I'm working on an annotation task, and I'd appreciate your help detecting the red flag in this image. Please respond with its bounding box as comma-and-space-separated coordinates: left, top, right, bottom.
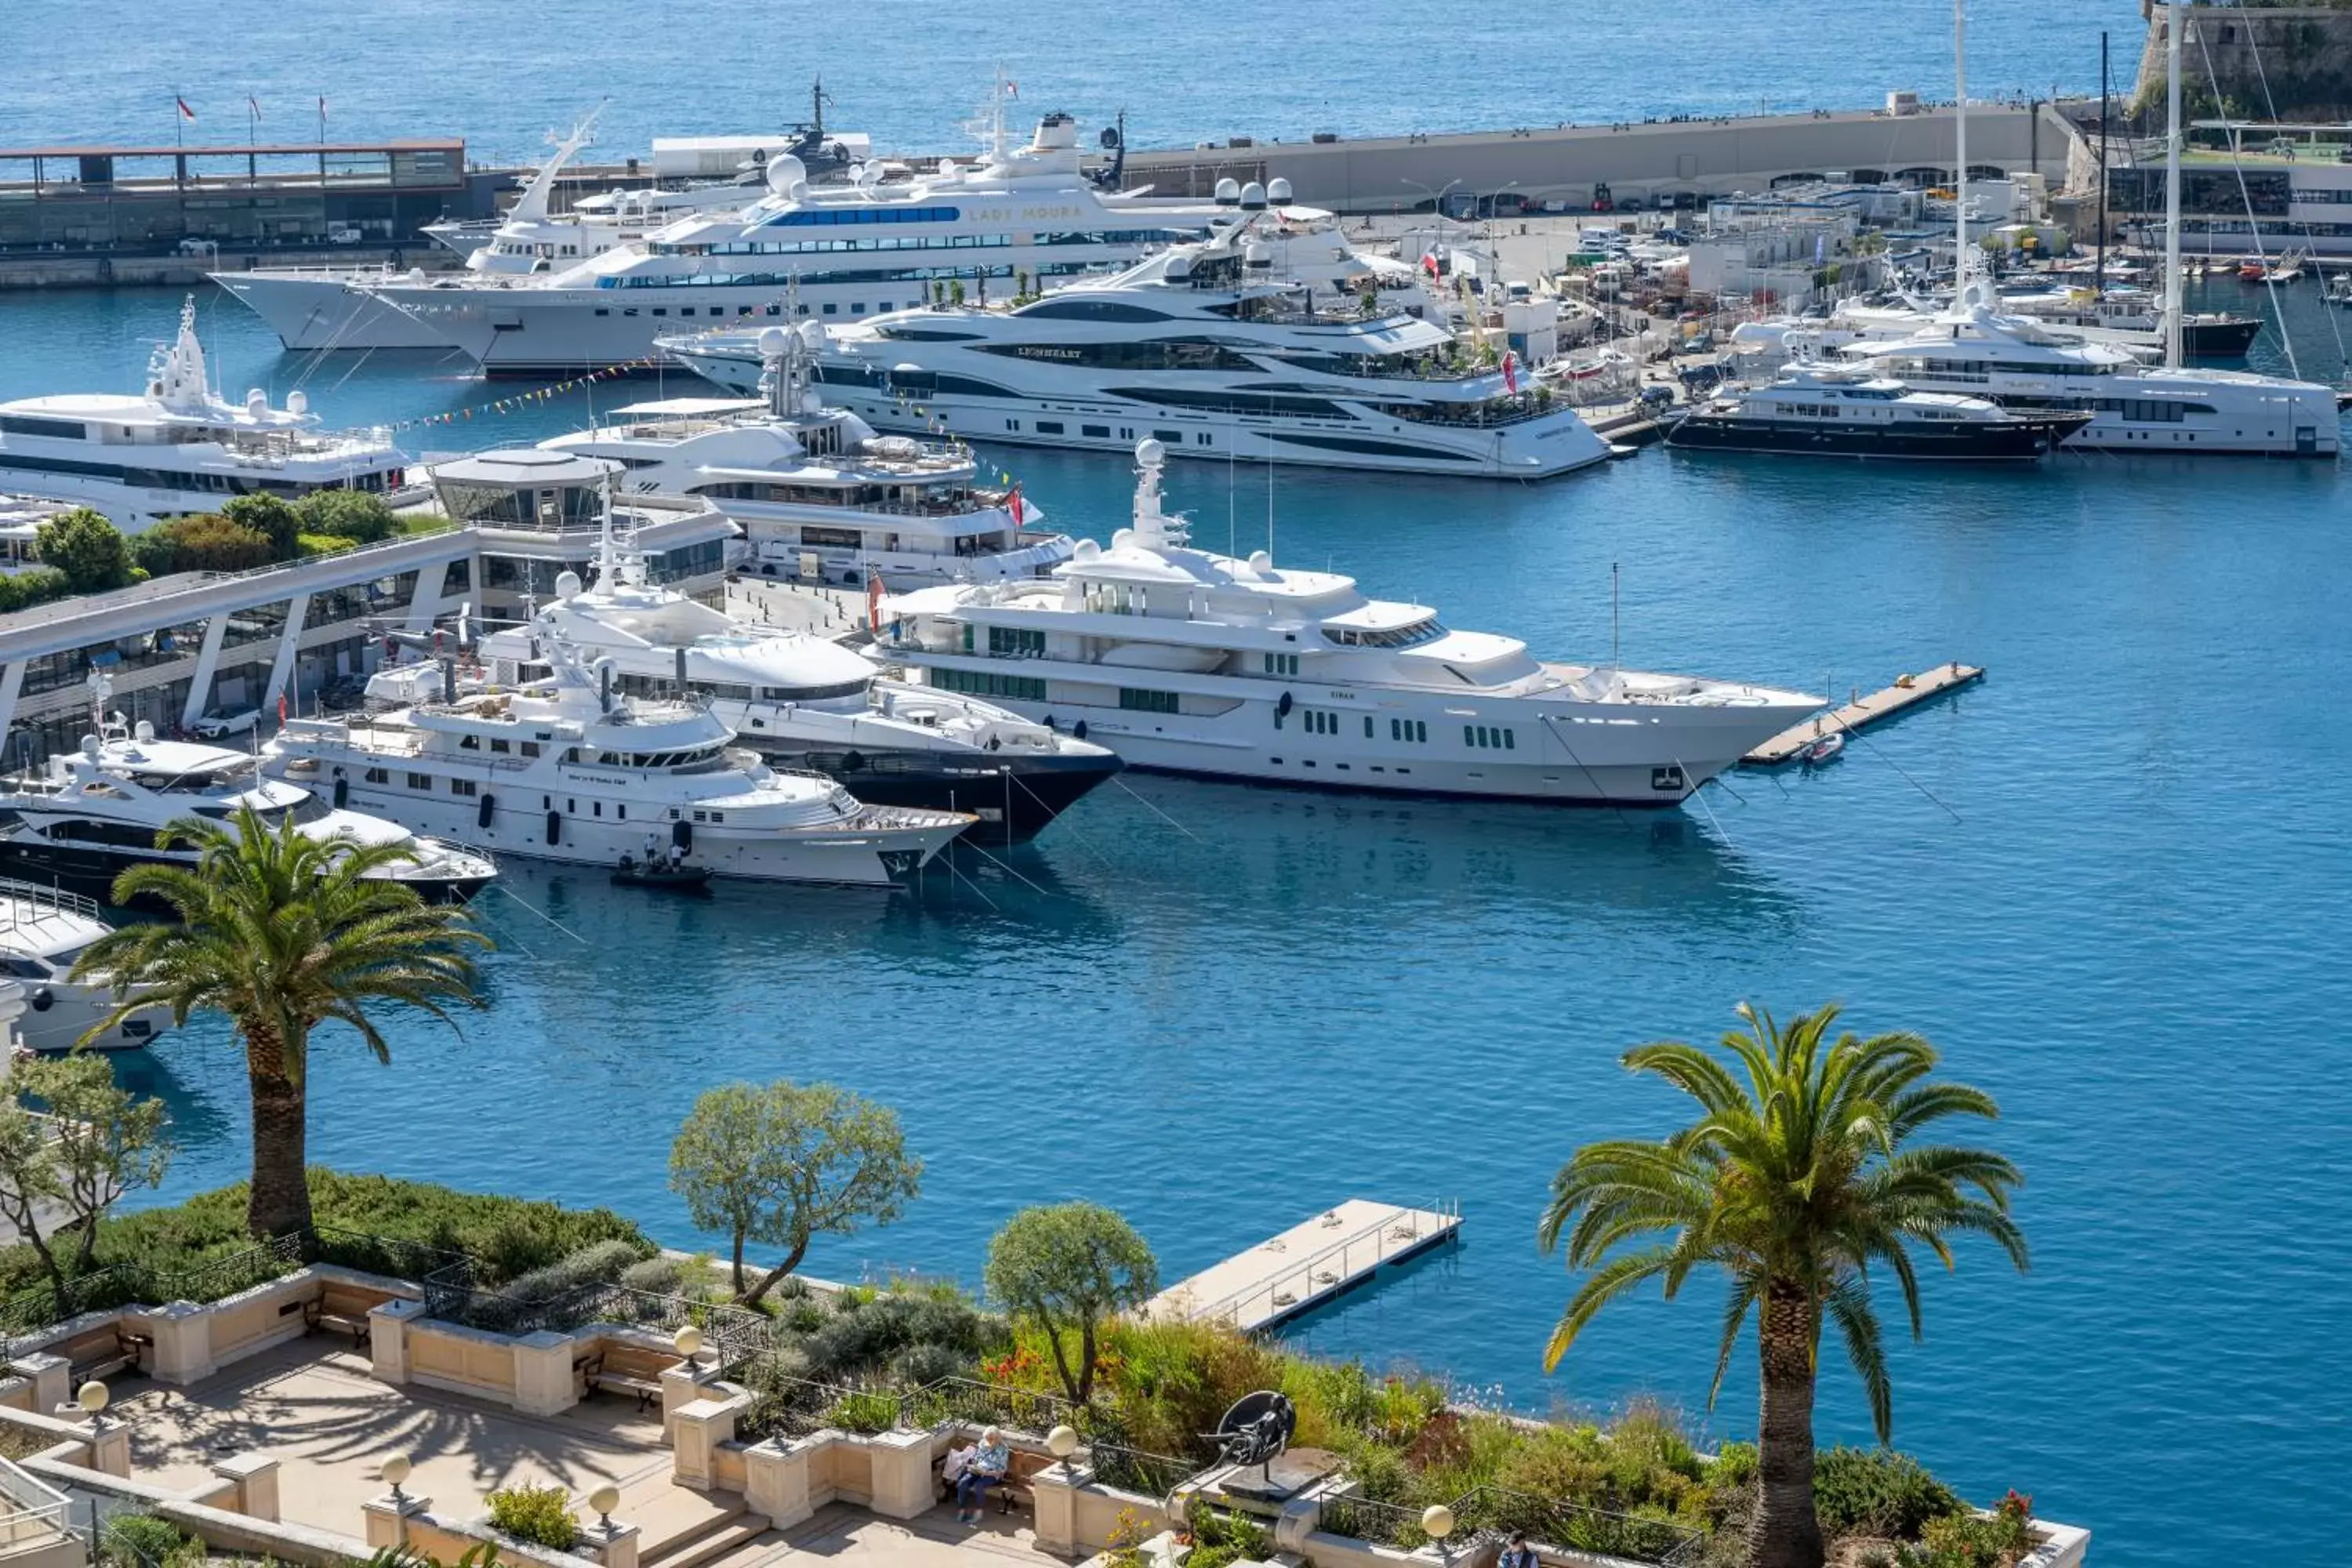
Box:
1421, 252, 1440, 278
176, 96, 196, 122
276, 691, 288, 724
1501, 350, 1519, 395
1008, 483, 1024, 528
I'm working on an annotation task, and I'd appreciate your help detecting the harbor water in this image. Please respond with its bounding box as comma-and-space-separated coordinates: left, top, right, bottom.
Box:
0, 285, 2343, 1566
0, 0, 2141, 165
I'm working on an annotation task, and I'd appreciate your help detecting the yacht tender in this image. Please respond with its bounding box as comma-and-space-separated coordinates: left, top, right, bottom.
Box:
878, 441, 1820, 803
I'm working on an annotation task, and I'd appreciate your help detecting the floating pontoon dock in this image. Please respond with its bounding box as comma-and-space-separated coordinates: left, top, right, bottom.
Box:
1144, 1200, 1461, 1333
1743, 661, 1985, 768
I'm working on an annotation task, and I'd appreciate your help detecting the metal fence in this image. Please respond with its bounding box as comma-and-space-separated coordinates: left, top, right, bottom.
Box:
1082, 1440, 1202, 1500
1322, 1486, 1707, 1568
905, 1375, 1080, 1438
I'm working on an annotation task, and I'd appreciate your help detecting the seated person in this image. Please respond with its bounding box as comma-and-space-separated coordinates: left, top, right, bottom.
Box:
955, 1427, 1011, 1523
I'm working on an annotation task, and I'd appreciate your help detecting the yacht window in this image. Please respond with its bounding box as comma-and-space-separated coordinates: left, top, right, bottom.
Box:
459, 735, 480, 750
364, 767, 390, 784
1082, 424, 1111, 439
451, 779, 478, 797
1036, 421, 1065, 435
0, 957, 49, 980
709, 811, 724, 823
1119, 688, 1179, 714
407, 771, 432, 790
1363, 716, 1374, 738
593, 802, 603, 816
521, 742, 541, 757
490, 739, 510, 753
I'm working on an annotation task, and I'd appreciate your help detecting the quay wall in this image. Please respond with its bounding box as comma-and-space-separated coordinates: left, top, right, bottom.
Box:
0, 244, 458, 292
1112, 103, 2082, 212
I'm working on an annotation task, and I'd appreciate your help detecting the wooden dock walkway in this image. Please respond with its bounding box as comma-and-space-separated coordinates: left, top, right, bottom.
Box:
1142, 1200, 1461, 1333
1743, 661, 1985, 767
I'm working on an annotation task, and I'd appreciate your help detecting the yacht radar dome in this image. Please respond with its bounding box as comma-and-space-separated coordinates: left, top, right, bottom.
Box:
1243, 241, 1271, 269
1135, 436, 1167, 467
1214, 177, 1242, 206
244, 388, 267, 417
758, 326, 789, 358
764, 154, 807, 195
285, 389, 309, 416
1266, 176, 1293, 204
1239, 181, 1267, 210
554, 568, 583, 598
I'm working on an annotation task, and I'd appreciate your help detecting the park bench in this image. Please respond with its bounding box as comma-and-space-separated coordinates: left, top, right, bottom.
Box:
304, 1283, 397, 1349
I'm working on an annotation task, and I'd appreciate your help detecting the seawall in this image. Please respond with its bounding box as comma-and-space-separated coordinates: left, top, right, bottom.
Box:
2133, 2, 2352, 118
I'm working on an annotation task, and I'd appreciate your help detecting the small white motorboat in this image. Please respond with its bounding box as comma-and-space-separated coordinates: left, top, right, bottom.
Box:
1799, 731, 1846, 767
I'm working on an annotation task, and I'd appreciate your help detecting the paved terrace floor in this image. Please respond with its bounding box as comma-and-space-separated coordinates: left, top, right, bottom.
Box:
119, 1338, 671, 1536
111, 1339, 1068, 1568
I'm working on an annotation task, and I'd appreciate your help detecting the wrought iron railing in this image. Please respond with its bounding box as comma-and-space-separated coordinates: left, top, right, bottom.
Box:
1322, 1486, 1708, 1567
1081, 1440, 1203, 1500
906, 1374, 1079, 1437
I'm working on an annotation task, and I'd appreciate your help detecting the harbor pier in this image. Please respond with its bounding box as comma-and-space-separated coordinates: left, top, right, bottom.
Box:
1143, 1200, 1461, 1332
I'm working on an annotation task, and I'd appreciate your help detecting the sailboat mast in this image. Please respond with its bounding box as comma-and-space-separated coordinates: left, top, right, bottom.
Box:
1953, 0, 1969, 288
2164, 0, 2185, 368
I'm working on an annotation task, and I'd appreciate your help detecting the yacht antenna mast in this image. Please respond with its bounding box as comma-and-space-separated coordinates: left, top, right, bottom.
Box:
1952, 0, 1969, 295
2162, 0, 2185, 369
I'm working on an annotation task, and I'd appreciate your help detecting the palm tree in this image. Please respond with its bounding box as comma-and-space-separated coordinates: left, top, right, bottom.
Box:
73, 807, 488, 1238
1539, 1004, 2027, 1568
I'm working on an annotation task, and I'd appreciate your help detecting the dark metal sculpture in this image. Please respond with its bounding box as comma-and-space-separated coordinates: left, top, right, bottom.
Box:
1207, 1390, 1297, 1483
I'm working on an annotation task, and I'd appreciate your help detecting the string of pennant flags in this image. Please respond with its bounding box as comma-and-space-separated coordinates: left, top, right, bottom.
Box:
390, 357, 666, 432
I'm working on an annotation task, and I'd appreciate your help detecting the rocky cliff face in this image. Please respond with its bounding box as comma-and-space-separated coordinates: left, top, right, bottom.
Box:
2135, 2, 2352, 118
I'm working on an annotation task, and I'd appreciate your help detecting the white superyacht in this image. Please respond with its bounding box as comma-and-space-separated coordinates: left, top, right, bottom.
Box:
361, 103, 1222, 375
0, 301, 411, 529
472, 513, 1123, 843
879, 441, 1820, 804
539, 322, 1076, 588
669, 201, 1610, 478
0, 880, 169, 1052
267, 636, 972, 886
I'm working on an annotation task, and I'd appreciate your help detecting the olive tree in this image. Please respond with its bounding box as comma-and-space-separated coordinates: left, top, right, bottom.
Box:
983, 1203, 1156, 1406
668, 1080, 921, 1305
0, 1054, 172, 1313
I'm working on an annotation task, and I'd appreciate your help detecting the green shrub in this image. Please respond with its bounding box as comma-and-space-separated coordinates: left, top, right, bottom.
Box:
222, 494, 301, 560
890, 1339, 973, 1388
1185, 1501, 1273, 1568
100, 1512, 188, 1568
34, 507, 132, 593
0, 568, 70, 615
797, 1290, 1005, 1384
470, 1238, 648, 1330
296, 532, 361, 557
620, 1254, 684, 1294
1813, 1446, 1965, 1541
142, 515, 272, 572
295, 488, 398, 544
822, 1386, 902, 1434
486, 1483, 578, 1551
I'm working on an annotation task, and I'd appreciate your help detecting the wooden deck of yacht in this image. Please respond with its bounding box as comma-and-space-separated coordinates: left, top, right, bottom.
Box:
1142, 1200, 1461, 1333
1743, 660, 1984, 766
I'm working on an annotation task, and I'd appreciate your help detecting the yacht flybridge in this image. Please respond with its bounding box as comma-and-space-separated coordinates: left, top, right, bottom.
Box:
0, 706, 495, 902
539, 322, 1076, 588
670, 205, 1610, 478
879, 441, 1820, 804
361, 103, 1223, 375
266, 630, 973, 885
0, 300, 412, 528
472, 509, 1122, 843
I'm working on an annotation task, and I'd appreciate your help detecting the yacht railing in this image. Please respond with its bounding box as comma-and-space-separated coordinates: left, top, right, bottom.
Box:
0, 877, 103, 923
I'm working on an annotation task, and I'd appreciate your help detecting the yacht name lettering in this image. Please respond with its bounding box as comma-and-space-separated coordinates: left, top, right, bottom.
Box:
571, 771, 633, 786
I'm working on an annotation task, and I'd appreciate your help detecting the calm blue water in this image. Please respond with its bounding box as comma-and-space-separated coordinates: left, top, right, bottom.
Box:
2, 0, 2349, 1550
2, 282, 2347, 1566
0, 0, 2141, 165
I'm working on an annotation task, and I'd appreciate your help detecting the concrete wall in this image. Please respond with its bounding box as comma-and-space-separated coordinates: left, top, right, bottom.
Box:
1116, 104, 2079, 212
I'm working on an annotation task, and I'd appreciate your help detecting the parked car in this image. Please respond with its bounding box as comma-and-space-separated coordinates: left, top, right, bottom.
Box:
328, 227, 363, 245
189, 707, 260, 739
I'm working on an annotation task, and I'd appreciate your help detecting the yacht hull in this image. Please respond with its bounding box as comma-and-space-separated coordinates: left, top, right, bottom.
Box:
18, 984, 169, 1053
0, 837, 492, 904
953, 698, 1807, 806
1665, 413, 2084, 460
318, 782, 964, 887
742, 744, 1124, 844
212, 273, 452, 351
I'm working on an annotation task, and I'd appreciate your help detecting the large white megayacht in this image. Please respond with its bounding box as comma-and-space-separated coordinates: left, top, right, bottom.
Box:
265, 626, 974, 886
0, 301, 412, 530
877, 441, 1821, 804
668, 201, 1610, 478
470, 505, 1122, 843
538, 321, 1076, 589
360, 104, 1223, 375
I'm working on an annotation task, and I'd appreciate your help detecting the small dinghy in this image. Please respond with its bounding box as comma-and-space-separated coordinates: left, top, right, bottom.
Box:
611, 855, 714, 893
1798, 731, 1846, 767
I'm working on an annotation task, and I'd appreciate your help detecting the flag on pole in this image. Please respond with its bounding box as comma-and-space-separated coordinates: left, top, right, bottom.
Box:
249, 96, 263, 122
1008, 483, 1024, 528
176, 97, 196, 121
1004, 81, 1019, 98
1421, 252, 1440, 278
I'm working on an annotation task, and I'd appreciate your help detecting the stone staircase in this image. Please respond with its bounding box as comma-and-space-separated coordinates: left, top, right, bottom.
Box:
633, 1489, 776, 1568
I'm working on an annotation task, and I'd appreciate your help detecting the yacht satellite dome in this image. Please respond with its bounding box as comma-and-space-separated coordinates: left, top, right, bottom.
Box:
1267, 176, 1294, 204
554, 568, 583, 598
1073, 538, 1102, 561
1214, 177, 1242, 206
285, 389, 309, 416
937, 159, 961, 182
1112, 528, 1134, 548
764, 154, 807, 195
245, 388, 268, 417
79, 735, 99, 760
758, 326, 790, 358
1247, 549, 1273, 573
1135, 437, 1167, 466
133, 720, 154, 742
1165, 254, 1192, 279
797, 320, 825, 352
406, 267, 425, 283
1243, 241, 1271, 268
1239, 181, 1268, 210
894, 361, 924, 376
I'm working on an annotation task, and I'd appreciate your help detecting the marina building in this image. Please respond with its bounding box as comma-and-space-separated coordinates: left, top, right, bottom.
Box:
0, 466, 732, 766
2107, 122, 2352, 256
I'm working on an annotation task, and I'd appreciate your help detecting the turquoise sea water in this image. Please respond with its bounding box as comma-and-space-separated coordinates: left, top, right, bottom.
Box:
0, 282, 2347, 1567
2, 5, 2350, 1561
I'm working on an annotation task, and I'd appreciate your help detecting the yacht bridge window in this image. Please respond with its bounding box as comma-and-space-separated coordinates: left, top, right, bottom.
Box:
1323, 617, 1444, 649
